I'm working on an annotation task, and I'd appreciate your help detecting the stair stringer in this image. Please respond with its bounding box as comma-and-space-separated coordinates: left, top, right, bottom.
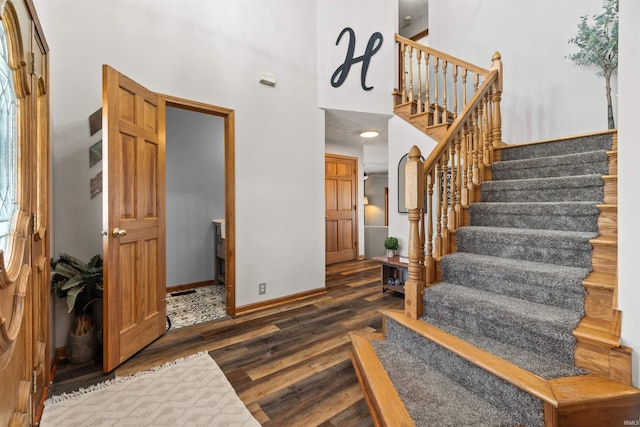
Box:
350, 310, 640, 427
393, 91, 453, 143
495, 130, 629, 384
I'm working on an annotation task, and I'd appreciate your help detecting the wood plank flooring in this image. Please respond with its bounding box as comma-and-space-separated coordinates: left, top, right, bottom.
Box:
44, 259, 404, 426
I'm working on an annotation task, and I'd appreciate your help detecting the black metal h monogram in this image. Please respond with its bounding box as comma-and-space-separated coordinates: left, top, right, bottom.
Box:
331, 27, 383, 91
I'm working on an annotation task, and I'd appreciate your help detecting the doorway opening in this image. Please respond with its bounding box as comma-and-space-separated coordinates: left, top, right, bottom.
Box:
164, 96, 236, 327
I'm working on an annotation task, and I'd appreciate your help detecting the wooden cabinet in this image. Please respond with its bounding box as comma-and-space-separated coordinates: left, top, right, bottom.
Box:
374, 256, 408, 295
214, 220, 225, 285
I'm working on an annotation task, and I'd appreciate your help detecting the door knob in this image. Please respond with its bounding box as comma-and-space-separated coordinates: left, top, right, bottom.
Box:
112, 228, 127, 237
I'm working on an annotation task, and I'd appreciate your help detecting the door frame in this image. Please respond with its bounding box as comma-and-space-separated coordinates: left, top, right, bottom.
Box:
162, 94, 236, 315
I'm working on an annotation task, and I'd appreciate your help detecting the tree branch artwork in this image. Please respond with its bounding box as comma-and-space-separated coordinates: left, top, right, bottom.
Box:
567, 0, 618, 129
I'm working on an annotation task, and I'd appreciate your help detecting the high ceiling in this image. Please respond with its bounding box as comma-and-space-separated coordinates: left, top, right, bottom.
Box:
324, 0, 428, 175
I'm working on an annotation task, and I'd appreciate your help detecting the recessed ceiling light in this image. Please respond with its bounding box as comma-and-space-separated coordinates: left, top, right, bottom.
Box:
360, 130, 379, 138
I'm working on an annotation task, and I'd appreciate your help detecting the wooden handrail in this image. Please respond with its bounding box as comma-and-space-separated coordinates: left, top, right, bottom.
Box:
399, 38, 503, 319
422, 69, 499, 180
395, 34, 490, 76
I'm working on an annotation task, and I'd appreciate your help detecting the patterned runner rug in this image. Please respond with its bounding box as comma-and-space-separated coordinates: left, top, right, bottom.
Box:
40, 352, 260, 427
166, 284, 227, 330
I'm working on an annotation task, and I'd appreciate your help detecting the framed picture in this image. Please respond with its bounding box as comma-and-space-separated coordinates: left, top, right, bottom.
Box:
89, 140, 102, 167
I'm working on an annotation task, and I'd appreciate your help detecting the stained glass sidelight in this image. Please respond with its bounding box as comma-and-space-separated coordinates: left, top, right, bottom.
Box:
0, 23, 18, 254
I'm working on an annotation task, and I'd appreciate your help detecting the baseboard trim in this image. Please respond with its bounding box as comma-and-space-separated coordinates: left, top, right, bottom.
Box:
166, 279, 216, 294
235, 287, 327, 315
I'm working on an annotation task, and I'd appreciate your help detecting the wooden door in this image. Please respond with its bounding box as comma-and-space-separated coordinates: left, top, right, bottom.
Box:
0, 2, 49, 425
102, 65, 166, 372
325, 154, 358, 265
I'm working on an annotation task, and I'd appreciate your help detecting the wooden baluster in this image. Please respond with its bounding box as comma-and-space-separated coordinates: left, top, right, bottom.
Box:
464, 116, 474, 206
425, 170, 435, 284
404, 145, 424, 320
462, 68, 468, 111
452, 65, 458, 119
484, 92, 493, 172
425, 54, 430, 121
473, 73, 479, 95
474, 100, 484, 186
434, 161, 442, 258
455, 131, 464, 228
400, 43, 407, 103
408, 47, 414, 104
490, 52, 503, 151
416, 50, 423, 114
442, 60, 448, 124
450, 140, 457, 231
433, 57, 440, 125
419, 204, 426, 285
441, 151, 449, 252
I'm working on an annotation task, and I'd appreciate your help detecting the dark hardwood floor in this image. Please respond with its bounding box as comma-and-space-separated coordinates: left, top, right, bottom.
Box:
44, 258, 404, 426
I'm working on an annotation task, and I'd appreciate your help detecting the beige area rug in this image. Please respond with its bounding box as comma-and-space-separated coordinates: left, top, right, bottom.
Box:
40, 352, 260, 427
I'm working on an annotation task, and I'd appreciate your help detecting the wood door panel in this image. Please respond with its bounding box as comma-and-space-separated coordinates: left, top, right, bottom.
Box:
142, 140, 158, 218
338, 180, 353, 210
118, 133, 137, 219
325, 154, 358, 265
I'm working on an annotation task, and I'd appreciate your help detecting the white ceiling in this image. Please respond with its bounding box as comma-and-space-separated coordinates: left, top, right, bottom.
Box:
324, 109, 391, 174
324, 0, 428, 175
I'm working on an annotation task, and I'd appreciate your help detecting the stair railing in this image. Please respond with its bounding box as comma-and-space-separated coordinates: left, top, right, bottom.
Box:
402, 41, 503, 320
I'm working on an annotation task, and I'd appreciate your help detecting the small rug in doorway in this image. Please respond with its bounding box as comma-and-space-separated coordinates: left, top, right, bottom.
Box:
40, 352, 260, 427
166, 284, 227, 330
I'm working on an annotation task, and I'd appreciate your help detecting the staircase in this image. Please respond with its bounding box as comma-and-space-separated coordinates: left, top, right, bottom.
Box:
349, 36, 640, 426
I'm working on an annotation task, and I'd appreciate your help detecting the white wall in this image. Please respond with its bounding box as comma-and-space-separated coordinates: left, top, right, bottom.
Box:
618, 0, 640, 388
429, 0, 615, 144
35, 0, 326, 346
325, 140, 366, 257
317, 0, 397, 115
364, 174, 387, 226
387, 116, 436, 257
166, 107, 224, 288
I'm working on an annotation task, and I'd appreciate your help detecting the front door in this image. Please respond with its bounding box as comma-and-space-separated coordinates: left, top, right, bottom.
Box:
102, 65, 166, 372
325, 154, 358, 265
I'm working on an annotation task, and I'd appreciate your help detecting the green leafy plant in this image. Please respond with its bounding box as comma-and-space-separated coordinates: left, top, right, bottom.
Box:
566, 0, 618, 129
51, 253, 103, 335
384, 237, 399, 250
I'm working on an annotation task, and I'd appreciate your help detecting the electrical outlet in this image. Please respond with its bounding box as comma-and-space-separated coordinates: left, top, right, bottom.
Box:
259, 282, 266, 295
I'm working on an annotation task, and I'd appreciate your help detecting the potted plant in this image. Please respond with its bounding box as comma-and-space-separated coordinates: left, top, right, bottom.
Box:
384, 237, 399, 258
51, 253, 103, 364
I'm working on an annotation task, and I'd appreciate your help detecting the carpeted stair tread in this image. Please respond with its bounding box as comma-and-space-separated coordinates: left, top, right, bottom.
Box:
383, 318, 545, 426
421, 315, 587, 379
372, 340, 516, 426
498, 133, 613, 161
469, 201, 599, 232
481, 174, 604, 203
423, 282, 581, 365
492, 150, 609, 181
441, 252, 588, 311
455, 226, 597, 268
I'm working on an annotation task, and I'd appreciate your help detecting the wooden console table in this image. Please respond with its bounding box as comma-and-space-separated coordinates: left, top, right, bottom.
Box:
373, 255, 408, 295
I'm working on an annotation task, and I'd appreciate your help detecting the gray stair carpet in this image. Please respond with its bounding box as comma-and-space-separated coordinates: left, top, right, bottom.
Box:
372, 339, 516, 427
440, 252, 587, 311
481, 174, 604, 203
469, 201, 600, 232
374, 132, 612, 427
491, 150, 609, 181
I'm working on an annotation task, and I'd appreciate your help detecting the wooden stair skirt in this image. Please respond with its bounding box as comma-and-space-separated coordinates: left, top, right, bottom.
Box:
350, 310, 640, 427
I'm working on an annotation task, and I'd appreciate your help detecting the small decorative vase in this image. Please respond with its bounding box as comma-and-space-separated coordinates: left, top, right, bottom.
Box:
386, 249, 395, 258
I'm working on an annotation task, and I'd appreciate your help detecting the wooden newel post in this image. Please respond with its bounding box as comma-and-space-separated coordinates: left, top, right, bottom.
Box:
404, 145, 425, 320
